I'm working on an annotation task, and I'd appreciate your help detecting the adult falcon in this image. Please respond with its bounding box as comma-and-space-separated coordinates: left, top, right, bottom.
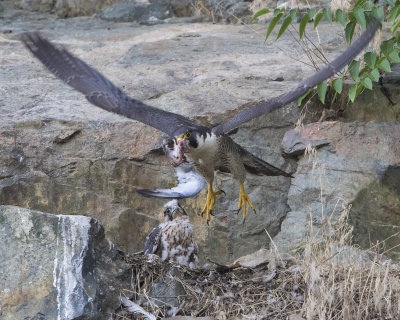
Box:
143, 200, 198, 268
21, 19, 380, 222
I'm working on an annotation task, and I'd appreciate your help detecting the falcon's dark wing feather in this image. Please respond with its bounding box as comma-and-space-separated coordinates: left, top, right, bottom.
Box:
143, 226, 162, 255
212, 19, 381, 135
241, 148, 293, 177
21, 32, 201, 138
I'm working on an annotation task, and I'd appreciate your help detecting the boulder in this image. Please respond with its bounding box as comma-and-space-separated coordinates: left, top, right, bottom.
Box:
275, 121, 400, 258
97, 0, 174, 23
13, 0, 120, 16
0, 206, 131, 319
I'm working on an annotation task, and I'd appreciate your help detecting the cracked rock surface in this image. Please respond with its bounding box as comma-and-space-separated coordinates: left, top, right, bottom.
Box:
1, 1, 400, 266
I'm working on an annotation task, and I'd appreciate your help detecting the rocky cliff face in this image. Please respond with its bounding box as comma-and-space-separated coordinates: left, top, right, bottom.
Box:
0, 206, 130, 319
1, 1, 400, 318
1, 2, 400, 316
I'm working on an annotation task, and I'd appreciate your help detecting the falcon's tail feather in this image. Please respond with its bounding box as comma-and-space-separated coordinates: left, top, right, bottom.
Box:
241, 149, 293, 178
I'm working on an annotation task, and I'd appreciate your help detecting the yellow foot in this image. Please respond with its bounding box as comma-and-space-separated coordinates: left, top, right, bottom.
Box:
201, 183, 224, 224
237, 183, 256, 223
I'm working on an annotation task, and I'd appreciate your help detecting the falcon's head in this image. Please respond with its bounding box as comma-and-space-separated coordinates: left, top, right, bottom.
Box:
165, 128, 214, 167
163, 199, 187, 221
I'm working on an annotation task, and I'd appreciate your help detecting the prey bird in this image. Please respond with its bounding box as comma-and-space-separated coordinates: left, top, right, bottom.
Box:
137, 140, 205, 199
21, 19, 380, 223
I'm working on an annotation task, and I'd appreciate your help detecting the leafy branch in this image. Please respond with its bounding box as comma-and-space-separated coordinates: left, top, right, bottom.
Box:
252, 0, 400, 104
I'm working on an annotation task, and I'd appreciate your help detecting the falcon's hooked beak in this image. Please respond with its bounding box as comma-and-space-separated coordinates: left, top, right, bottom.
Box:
163, 136, 190, 167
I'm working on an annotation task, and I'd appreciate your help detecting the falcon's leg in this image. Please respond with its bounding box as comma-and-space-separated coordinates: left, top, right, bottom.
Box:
201, 183, 224, 223
238, 183, 256, 223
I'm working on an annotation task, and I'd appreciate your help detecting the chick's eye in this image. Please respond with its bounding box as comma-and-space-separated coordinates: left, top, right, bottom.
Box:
184, 132, 191, 139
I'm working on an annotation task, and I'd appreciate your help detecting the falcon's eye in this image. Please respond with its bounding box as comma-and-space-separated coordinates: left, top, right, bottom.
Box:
184, 132, 191, 139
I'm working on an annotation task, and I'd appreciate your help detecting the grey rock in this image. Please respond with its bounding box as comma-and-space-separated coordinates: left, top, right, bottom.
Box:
13, 0, 120, 16
275, 121, 400, 257
232, 248, 273, 268
0, 206, 131, 319
170, 0, 195, 17
97, 0, 173, 23
200, 0, 252, 23
16, 0, 54, 12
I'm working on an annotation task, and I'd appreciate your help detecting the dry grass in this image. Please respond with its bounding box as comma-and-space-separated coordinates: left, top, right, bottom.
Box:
113, 214, 400, 320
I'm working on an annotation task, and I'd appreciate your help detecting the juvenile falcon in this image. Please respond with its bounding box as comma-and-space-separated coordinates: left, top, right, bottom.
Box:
21, 19, 380, 223
143, 200, 198, 268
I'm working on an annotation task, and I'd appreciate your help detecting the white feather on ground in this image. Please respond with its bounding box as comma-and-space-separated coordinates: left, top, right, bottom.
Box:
120, 296, 156, 320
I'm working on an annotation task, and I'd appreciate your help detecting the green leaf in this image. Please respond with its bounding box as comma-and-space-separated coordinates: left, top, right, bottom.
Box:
299, 13, 310, 39
307, 8, 315, 19
389, 5, 400, 21
251, 8, 271, 21
381, 39, 395, 56
335, 9, 347, 27
332, 77, 343, 94
289, 8, 298, 20
364, 52, 377, 68
317, 81, 328, 104
277, 16, 292, 40
349, 60, 361, 81
345, 21, 357, 44
265, 13, 284, 41
363, 1, 374, 10
368, 68, 380, 82
388, 49, 400, 62
374, 6, 384, 20
348, 84, 358, 102
314, 11, 324, 28
354, 0, 367, 7
378, 57, 392, 72
297, 88, 313, 106
361, 77, 373, 89
323, 8, 332, 24
353, 7, 367, 29
391, 19, 400, 33
384, 0, 395, 7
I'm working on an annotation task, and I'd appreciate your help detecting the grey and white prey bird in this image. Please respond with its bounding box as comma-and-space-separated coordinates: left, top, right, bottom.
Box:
143, 200, 198, 268
21, 19, 380, 223
137, 140, 205, 198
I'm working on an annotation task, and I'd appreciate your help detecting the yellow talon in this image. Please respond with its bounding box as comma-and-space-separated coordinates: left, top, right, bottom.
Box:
201, 183, 224, 223
238, 183, 255, 221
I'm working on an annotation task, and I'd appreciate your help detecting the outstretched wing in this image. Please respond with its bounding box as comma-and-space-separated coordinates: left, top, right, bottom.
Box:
212, 19, 381, 135
21, 32, 201, 138
137, 162, 205, 198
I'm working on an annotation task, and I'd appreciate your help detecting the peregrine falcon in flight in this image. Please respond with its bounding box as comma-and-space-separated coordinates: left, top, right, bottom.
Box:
143, 200, 198, 268
21, 19, 380, 222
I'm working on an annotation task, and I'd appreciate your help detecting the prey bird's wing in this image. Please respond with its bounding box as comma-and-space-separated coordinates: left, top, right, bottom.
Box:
137, 162, 205, 198
212, 19, 381, 135
21, 32, 201, 138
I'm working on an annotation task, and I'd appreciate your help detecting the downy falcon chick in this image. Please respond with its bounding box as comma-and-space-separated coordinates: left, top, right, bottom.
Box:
143, 200, 198, 268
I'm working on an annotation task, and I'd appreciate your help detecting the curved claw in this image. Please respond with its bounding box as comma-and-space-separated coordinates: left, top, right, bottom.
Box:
201, 183, 223, 222
237, 183, 255, 221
